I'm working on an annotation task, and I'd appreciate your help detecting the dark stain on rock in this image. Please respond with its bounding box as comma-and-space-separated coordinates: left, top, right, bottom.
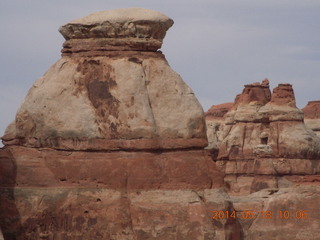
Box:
87, 81, 117, 109
128, 57, 142, 64
87, 218, 97, 227
211, 219, 223, 228
75, 59, 121, 138
75, 216, 85, 231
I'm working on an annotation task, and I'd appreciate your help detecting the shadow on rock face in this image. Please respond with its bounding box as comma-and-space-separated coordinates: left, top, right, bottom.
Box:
0, 147, 23, 240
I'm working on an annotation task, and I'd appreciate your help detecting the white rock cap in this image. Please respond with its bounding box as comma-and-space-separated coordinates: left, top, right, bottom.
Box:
59, 8, 174, 41
69, 8, 172, 25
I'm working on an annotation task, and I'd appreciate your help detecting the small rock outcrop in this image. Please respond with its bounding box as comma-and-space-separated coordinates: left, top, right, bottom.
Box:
0, 9, 230, 240
302, 100, 320, 137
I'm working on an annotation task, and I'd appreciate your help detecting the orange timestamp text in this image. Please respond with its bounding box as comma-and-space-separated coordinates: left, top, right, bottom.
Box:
212, 210, 308, 220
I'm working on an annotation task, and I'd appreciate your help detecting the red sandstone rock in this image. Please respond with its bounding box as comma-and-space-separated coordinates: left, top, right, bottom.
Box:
0, 146, 224, 190
234, 81, 271, 107
0, 145, 228, 239
205, 102, 234, 120
302, 100, 320, 119
270, 83, 296, 107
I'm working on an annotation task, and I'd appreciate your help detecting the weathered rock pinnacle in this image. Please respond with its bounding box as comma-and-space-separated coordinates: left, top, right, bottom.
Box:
2, 8, 207, 151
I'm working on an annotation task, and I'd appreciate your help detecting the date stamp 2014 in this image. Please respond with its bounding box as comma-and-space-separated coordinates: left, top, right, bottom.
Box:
212, 210, 308, 220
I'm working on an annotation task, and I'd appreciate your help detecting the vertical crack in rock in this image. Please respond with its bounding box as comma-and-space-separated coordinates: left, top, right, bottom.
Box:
275, 122, 280, 156
241, 124, 247, 154
141, 62, 159, 138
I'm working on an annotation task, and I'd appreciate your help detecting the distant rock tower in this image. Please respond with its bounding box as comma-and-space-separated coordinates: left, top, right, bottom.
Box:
215, 80, 320, 194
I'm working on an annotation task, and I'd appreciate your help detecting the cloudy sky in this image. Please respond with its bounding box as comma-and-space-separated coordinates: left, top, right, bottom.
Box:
1, 0, 320, 141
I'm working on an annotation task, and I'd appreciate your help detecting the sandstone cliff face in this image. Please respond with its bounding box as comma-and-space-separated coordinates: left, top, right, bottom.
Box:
0, 8, 236, 240
302, 100, 320, 137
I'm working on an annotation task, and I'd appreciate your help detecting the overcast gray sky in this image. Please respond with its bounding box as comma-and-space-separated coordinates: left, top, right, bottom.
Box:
1, 0, 320, 141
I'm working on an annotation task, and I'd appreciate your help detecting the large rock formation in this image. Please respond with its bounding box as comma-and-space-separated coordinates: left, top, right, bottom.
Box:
2, 8, 320, 239
214, 80, 320, 195
302, 100, 320, 137
0, 8, 237, 240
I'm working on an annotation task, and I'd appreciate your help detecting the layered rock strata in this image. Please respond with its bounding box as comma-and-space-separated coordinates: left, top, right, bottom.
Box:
302, 100, 320, 137
0, 8, 238, 240
215, 81, 320, 195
